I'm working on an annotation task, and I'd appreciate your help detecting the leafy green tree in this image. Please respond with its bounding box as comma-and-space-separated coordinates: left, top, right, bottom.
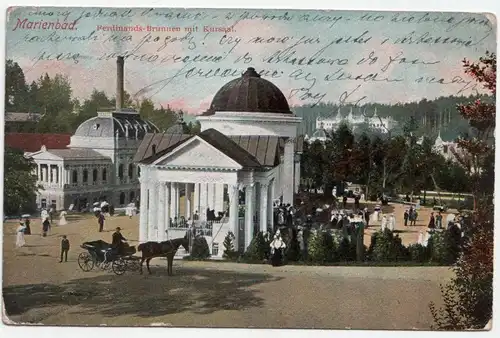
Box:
5, 60, 29, 112
33, 73, 76, 133
301, 140, 326, 191
139, 99, 178, 132
3, 147, 41, 215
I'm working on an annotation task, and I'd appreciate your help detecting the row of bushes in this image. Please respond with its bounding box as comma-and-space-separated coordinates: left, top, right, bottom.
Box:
186, 227, 462, 266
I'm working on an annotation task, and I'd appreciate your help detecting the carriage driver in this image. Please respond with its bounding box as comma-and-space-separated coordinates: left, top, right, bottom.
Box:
112, 227, 128, 256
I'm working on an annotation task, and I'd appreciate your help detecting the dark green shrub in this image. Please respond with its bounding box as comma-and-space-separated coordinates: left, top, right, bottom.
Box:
190, 236, 211, 260
367, 231, 380, 258
408, 243, 429, 262
430, 224, 493, 330
222, 231, 238, 260
307, 230, 328, 263
244, 231, 267, 261
285, 229, 301, 262
428, 230, 460, 265
371, 229, 408, 262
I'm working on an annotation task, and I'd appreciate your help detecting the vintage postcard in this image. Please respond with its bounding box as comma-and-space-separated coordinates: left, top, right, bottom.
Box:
2, 5, 496, 330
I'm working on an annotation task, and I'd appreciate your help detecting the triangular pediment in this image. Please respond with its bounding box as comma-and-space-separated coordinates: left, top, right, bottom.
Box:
28, 150, 64, 161
153, 136, 243, 169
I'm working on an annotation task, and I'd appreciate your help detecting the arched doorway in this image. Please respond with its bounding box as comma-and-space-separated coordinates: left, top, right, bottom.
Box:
119, 192, 125, 205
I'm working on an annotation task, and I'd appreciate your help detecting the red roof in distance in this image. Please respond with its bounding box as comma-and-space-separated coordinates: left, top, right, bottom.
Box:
4, 133, 71, 153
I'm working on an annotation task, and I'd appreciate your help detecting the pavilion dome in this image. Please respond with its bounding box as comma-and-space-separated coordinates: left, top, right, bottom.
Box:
202, 67, 292, 115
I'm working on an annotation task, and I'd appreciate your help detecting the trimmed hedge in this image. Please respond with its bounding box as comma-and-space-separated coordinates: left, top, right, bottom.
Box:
227, 227, 462, 266
244, 231, 269, 262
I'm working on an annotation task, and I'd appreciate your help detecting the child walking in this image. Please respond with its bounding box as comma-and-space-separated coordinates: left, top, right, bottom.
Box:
60, 235, 70, 262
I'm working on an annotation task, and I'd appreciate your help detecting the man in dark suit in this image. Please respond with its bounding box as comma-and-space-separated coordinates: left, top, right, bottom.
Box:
60, 235, 70, 262
98, 212, 105, 232
112, 227, 127, 256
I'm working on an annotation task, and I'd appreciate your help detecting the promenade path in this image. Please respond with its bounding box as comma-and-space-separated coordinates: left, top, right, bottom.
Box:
2, 203, 453, 329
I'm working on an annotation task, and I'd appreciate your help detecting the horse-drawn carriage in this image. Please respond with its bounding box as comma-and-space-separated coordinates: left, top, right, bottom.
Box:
77, 240, 140, 275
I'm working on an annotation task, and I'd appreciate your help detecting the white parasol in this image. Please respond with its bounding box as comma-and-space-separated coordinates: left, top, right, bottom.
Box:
21, 214, 31, 218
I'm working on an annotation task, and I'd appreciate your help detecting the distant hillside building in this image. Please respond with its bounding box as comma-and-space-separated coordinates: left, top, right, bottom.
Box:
305, 107, 396, 143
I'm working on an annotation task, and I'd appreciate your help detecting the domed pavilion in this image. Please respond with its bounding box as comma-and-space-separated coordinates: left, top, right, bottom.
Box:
134, 67, 303, 255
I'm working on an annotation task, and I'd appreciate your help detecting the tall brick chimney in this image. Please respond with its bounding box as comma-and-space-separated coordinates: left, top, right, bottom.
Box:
116, 56, 124, 111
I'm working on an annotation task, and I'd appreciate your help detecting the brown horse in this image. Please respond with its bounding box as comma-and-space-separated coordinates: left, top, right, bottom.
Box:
137, 236, 189, 275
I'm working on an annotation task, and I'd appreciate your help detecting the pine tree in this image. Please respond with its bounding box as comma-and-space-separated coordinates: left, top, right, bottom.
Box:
222, 231, 237, 260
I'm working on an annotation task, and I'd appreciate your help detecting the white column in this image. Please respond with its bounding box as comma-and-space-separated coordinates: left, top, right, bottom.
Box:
139, 178, 149, 243
165, 183, 171, 232
148, 182, 158, 241
229, 184, 240, 250
170, 182, 177, 220
214, 183, 224, 213
207, 183, 215, 209
294, 155, 301, 193
185, 183, 192, 218
268, 180, 274, 230
244, 183, 255, 250
202, 183, 209, 220
37, 164, 42, 182
157, 182, 166, 242
193, 183, 200, 216
43, 166, 48, 182
175, 183, 180, 218
283, 138, 295, 205
260, 182, 269, 233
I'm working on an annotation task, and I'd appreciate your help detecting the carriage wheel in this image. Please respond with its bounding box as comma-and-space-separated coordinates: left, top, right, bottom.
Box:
112, 258, 127, 275
78, 252, 95, 272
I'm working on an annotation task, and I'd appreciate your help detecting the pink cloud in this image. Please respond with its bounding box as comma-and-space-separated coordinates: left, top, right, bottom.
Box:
159, 98, 187, 111
196, 94, 215, 115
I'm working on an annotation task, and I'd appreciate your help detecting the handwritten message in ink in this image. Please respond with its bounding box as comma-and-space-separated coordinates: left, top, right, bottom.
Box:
6, 7, 496, 108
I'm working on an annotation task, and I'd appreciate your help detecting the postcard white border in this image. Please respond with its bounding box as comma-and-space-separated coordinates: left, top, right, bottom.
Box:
0, 0, 499, 337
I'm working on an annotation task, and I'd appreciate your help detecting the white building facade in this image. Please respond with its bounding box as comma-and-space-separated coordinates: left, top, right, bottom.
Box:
314, 107, 394, 135
27, 57, 159, 211
134, 67, 303, 257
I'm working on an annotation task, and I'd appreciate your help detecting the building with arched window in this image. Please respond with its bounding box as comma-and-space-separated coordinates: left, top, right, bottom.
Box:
27, 57, 159, 211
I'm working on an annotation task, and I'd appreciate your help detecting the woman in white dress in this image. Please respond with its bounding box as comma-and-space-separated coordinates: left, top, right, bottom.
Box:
417, 231, 424, 246
16, 222, 27, 248
388, 214, 396, 231
381, 215, 388, 231
59, 210, 68, 226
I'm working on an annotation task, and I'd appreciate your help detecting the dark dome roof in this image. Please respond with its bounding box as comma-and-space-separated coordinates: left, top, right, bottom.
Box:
74, 113, 159, 139
203, 67, 292, 115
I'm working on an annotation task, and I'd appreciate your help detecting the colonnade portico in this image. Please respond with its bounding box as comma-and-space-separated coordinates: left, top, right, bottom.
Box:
138, 175, 275, 250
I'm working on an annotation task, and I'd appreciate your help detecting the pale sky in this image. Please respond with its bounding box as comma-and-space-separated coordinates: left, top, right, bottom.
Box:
6, 7, 497, 114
